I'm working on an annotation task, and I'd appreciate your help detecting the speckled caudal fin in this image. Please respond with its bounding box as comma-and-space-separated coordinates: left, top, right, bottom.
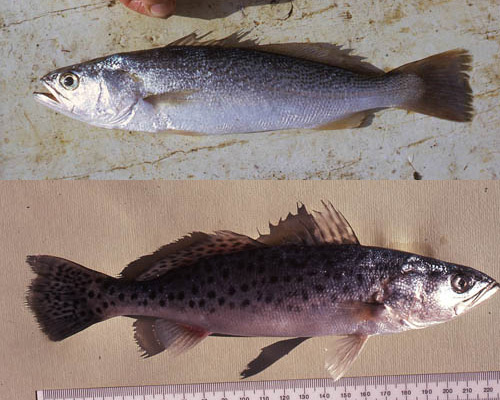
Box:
257, 201, 359, 246
26, 255, 114, 341
121, 231, 263, 281
133, 317, 210, 357
392, 49, 473, 122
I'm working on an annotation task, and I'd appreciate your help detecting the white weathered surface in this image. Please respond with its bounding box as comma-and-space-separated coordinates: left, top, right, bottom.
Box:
0, 0, 499, 179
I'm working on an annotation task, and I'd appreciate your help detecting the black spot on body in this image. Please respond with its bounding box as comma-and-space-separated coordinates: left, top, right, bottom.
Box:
315, 284, 325, 293
229, 302, 235, 309
177, 292, 185, 300
149, 292, 156, 300
240, 284, 249, 292
143, 300, 148, 306
265, 294, 273, 304
218, 297, 225, 305
168, 293, 175, 301
284, 275, 291, 283
102, 302, 108, 309
209, 308, 216, 314
302, 290, 309, 301
191, 285, 199, 295
228, 286, 236, 296
198, 299, 206, 307
118, 293, 124, 301
270, 276, 278, 284
88, 291, 95, 299
207, 276, 214, 284
189, 300, 195, 308
159, 299, 166, 307
207, 290, 216, 299
241, 299, 250, 308
356, 274, 363, 284
222, 269, 229, 280
131, 293, 138, 300
296, 276, 304, 282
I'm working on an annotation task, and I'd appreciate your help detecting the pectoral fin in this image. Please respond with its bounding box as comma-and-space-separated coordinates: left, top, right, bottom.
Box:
143, 89, 199, 108
324, 334, 369, 380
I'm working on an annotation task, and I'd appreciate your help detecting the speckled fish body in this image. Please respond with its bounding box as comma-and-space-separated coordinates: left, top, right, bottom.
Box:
95, 244, 490, 338
27, 202, 497, 379
34, 35, 473, 134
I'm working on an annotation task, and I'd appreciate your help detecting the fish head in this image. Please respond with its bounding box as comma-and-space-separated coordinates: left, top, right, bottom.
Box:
33, 56, 144, 128
388, 255, 498, 328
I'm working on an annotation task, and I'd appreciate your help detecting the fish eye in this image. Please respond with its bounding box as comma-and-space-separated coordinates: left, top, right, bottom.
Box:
59, 72, 79, 90
451, 274, 474, 293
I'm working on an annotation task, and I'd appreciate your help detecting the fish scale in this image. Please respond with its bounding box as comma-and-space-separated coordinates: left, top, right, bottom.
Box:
34, 35, 473, 134
26, 202, 498, 380
100, 245, 418, 338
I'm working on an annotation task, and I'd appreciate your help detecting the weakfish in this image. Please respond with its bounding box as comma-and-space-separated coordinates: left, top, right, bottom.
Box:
34, 33, 473, 135
26, 202, 497, 379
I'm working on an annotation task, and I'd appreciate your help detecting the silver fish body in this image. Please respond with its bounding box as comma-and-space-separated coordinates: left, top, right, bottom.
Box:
34, 36, 473, 134
27, 202, 497, 379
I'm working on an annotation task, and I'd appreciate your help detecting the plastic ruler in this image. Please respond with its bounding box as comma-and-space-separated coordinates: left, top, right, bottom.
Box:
37, 371, 499, 400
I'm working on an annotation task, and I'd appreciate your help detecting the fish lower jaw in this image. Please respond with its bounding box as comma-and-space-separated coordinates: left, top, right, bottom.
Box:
33, 92, 61, 107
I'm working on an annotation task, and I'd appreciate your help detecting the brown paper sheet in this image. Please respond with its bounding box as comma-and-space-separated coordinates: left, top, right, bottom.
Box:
0, 181, 498, 399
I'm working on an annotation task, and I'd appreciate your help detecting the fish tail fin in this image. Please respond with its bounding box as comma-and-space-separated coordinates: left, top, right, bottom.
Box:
391, 49, 473, 121
26, 255, 116, 341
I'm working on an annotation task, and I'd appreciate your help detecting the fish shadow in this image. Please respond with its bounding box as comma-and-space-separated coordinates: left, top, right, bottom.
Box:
175, 0, 292, 19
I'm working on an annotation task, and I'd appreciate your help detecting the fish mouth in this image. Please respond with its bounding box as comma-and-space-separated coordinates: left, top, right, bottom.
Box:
455, 281, 499, 315
33, 79, 69, 111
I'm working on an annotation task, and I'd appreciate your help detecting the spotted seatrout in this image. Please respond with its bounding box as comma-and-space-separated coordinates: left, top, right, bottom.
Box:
33, 33, 473, 134
27, 202, 498, 379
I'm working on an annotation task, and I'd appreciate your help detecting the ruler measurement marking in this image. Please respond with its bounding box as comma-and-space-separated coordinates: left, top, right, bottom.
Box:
37, 372, 500, 400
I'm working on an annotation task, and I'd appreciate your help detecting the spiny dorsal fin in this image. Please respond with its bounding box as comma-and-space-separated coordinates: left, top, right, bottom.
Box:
121, 231, 262, 281
166, 32, 383, 76
166, 31, 258, 48
257, 201, 359, 246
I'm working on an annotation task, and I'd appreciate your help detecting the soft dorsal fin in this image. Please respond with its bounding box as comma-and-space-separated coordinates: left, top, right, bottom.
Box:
165, 32, 384, 76
257, 201, 359, 246
121, 231, 262, 281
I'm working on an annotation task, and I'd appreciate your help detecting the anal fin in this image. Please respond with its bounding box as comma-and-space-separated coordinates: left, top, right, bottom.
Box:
133, 318, 210, 357
314, 109, 384, 131
324, 334, 369, 380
